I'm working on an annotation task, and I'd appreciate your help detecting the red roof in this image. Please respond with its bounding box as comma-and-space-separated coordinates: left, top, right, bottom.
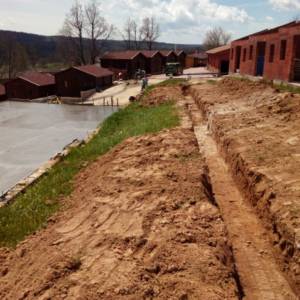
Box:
141, 50, 162, 58
101, 51, 142, 60
19, 71, 55, 86
189, 52, 208, 59
74, 65, 113, 77
160, 50, 177, 57
175, 50, 186, 55
0, 84, 5, 96
206, 45, 231, 54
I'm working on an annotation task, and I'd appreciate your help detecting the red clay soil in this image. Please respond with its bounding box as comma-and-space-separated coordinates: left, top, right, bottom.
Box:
0, 124, 239, 298
189, 77, 300, 294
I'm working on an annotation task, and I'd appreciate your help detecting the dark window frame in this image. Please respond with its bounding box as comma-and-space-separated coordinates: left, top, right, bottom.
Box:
280, 40, 287, 60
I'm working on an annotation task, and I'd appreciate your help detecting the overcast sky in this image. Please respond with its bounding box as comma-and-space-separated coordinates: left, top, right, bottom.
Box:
0, 0, 299, 44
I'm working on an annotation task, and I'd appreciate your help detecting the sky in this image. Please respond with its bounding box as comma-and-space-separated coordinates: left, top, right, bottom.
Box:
0, 0, 299, 44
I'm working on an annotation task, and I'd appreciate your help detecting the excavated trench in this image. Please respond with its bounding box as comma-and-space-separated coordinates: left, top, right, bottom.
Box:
182, 84, 299, 299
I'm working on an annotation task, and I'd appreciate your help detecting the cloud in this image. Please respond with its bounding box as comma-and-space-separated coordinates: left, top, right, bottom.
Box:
103, 0, 251, 43
269, 0, 300, 10
266, 16, 274, 21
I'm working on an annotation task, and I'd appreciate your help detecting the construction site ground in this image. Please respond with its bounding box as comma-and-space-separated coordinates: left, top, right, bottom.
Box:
0, 78, 299, 299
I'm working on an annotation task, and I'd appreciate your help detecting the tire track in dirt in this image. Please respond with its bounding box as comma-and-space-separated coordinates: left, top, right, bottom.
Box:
184, 95, 298, 300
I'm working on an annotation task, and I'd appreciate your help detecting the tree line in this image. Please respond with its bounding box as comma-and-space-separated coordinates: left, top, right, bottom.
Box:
0, 0, 231, 79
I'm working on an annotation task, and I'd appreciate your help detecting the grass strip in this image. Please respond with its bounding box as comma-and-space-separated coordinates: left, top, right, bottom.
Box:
0, 101, 179, 247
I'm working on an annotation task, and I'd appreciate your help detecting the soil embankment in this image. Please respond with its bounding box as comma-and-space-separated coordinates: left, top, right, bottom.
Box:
189, 78, 300, 295
0, 86, 240, 299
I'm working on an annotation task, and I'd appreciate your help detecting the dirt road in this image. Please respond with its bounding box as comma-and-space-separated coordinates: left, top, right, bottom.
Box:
0, 79, 299, 299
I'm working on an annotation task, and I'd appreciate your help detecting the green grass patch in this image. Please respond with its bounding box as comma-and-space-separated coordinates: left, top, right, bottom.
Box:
207, 79, 218, 85
0, 102, 179, 248
273, 82, 300, 94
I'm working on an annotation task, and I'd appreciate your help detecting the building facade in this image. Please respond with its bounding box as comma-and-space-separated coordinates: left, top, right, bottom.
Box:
101, 51, 147, 79
141, 51, 164, 74
230, 21, 300, 82
55, 65, 113, 97
206, 45, 231, 75
5, 72, 55, 100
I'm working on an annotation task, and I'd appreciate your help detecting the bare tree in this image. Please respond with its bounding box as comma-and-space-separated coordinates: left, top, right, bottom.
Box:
203, 27, 231, 50
140, 17, 160, 50
122, 18, 140, 50
85, 0, 114, 64
61, 0, 86, 65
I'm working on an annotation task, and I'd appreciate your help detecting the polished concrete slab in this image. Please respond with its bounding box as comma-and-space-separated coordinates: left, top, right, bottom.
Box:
0, 101, 117, 194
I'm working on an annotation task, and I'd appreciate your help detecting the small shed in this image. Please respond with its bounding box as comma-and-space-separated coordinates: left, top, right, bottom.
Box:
101, 51, 147, 79
141, 50, 164, 74
176, 50, 187, 68
160, 50, 178, 65
5, 72, 55, 100
0, 84, 6, 101
186, 52, 208, 68
55, 65, 113, 97
206, 45, 231, 75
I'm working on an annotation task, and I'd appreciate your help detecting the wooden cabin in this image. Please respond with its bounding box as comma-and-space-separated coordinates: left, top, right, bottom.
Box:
5, 72, 55, 100
141, 50, 164, 74
176, 50, 187, 68
100, 51, 147, 79
55, 65, 113, 97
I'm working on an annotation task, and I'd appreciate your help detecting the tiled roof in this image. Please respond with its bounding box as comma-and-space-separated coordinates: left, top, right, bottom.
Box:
74, 65, 113, 77
19, 71, 55, 86
189, 52, 208, 59
101, 51, 142, 60
160, 50, 177, 57
141, 50, 161, 58
206, 45, 231, 54
175, 50, 186, 55
0, 84, 5, 95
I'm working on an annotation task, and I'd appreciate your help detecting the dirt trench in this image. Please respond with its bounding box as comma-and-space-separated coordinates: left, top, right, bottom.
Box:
184, 78, 300, 298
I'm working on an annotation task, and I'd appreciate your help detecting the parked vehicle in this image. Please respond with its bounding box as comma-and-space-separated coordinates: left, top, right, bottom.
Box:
165, 62, 183, 76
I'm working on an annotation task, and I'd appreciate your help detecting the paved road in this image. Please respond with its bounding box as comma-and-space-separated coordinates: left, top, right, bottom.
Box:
0, 101, 117, 194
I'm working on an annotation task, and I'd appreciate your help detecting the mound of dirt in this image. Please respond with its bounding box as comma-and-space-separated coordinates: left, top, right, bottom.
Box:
141, 86, 184, 106
0, 126, 239, 299
190, 78, 300, 293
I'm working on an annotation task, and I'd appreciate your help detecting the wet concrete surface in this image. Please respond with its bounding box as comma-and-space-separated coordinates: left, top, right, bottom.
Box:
0, 101, 117, 194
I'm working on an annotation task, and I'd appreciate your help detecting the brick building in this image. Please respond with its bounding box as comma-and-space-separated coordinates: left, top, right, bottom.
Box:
230, 21, 300, 82
100, 51, 147, 79
186, 52, 208, 68
141, 51, 164, 74
206, 45, 231, 75
0, 84, 6, 101
55, 65, 113, 97
5, 72, 55, 100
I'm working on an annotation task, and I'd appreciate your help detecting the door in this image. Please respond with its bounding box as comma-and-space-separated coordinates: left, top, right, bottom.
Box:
293, 36, 300, 81
256, 42, 266, 76
235, 46, 241, 72
220, 60, 229, 74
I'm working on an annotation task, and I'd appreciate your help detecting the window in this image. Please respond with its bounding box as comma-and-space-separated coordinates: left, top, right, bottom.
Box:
64, 81, 68, 88
249, 45, 253, 60
269, 44, 275, 63
280, 40, 287, 60
243, 48, 247, 62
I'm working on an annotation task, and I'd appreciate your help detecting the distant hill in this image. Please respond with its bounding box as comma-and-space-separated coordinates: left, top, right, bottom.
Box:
0, 30, 203, 64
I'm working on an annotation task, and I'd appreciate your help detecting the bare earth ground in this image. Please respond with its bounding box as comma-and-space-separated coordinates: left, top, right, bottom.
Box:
0, 93, 239, 299
0, 79, 299, 299
189, 78, 300, 295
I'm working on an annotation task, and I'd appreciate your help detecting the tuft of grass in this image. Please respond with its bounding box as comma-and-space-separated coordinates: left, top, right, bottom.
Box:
0, 102, 179, 248
207, 79, 218, 85
273, 82, 300, 94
